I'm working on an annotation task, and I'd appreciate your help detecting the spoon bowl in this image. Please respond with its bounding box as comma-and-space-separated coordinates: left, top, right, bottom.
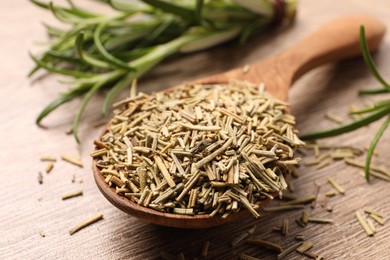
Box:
93, 15, 385, 229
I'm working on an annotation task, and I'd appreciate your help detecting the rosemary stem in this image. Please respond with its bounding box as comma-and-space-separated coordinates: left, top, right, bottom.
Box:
365, 116, 390, 181
300, 106, 390, 140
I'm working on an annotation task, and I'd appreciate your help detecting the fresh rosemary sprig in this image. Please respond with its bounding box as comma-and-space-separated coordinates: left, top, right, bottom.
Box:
301, 25, 390, 181
30, 0, 297, 142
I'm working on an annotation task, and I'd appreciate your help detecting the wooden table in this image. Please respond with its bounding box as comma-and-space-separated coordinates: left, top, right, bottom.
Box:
1, 1, 389, 259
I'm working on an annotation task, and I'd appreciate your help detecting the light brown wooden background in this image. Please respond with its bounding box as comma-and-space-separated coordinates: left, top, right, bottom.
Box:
1, 1, 389, 259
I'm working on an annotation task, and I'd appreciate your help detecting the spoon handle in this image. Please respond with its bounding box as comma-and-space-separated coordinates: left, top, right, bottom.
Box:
277, 15, 386, 84
197, 15, 385, 101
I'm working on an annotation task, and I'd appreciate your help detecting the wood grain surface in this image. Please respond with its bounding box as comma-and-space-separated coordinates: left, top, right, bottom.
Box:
1, 1, 389, 259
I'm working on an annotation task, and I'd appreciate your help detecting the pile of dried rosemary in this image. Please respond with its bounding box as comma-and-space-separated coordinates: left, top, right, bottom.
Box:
92, 81, 304, 217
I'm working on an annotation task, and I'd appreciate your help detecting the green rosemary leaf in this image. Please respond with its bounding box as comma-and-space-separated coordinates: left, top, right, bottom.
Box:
359, 88, 389, 95
102, 73, 134, 116
42, 22, 66, 38
195, 0, 204, 25
72, 81, 106, 143
36, 87, 89, 125
46, 50, 83, 64
49, 2, 81, 24
29, 52, 97, 78
31, 0, 100, 19
94, 22, 135, 71
134, 18, 175, 49
239, 18, 267, 44
300, 106, 390, 140
140, 0, 195, 23
75, 32, 112, 69
108, 0, 149, 12
349, 99, 390, 115
360, 25, 390, 91
365, 116, 390, 181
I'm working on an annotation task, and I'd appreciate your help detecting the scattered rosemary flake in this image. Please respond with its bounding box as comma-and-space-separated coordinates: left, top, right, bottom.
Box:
69, 213, 103, 235
315, 158, 332, 170
296, 241, 313, 253
325, 190, 337, 197
277, 242, 304, 259
61, 155, 83, 168
307, 218, 334, 224
369, 214, 385, 225
327, 177, 345, 194
40, 156, 56, 162
301, 210, 309, 225
93, 82, 304, 217
240, 254, 260, 260
366, 219, 376, 233
295, 234, 305, 241
45, 162, 54, 173
231, 225, 256, 247
62, 190, 83, 200
282, 219, 289, 236
246, 239, 283, 252
173, 208, 194, 215
200, 241, 210, 257
364, 207, 383, 218
325, 112, 343, 124
302, 251, 320, 259
355, 211, 374, 236
296, 218, 306, 228
37, 172, 43, 184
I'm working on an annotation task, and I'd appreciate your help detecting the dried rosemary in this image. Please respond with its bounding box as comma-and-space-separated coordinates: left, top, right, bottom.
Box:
62, 155, 83, 168
62, 190, 83, 200
69, 213, 104, 235
93, 81, 304, 217
355, 211, 374, 236
246, 239, 283, 252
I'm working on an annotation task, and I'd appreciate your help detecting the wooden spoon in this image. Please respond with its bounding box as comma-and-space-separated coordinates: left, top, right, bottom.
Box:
93, 15, 385, 229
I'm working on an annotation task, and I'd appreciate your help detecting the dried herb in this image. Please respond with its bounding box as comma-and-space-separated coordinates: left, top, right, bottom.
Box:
40, 156, 56, 162
277, 242, 303, 259
369, 214, 385, 225
307, 218, 333, 224
62, 190, 83, 200
246, 239, 283, 252
69, 213, 104, 235
327, 177, 345, 194
282, 219, 289, 236
61, 154, 83, 167
93, 81, 304, 217
240, 254, 261, 260
45, 162, 54, 173
232, 225, 257, 247
364, 207, 383, 218
296, 241, 313, 253
355, 211, 374, 236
